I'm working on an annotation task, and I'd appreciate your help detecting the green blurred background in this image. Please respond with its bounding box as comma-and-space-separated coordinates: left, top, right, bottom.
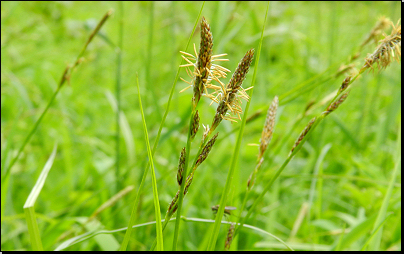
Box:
1, 1, 401, 251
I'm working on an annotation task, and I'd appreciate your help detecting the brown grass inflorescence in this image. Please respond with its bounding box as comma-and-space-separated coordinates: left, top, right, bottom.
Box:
177, 147, 186, 186
224, 223, 235, 251
290, 117, 317, 154
361, 20, 401, 72
258, 96, 279, 159
210, 49, 255, 133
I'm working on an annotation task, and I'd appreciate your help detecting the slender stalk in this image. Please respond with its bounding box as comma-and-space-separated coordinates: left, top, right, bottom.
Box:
206, 2, 269, 250
172, 111, 194, 250
120, 3, 205, 250
115, 2, 123, 191
1, 10, 112, 184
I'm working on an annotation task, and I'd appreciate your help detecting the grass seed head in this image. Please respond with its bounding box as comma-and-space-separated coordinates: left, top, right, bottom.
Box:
224, 223, 235, 251
190, 110, 200, 141
179, 18, 230, 108
325, 91, 350, 115
291, 117, 317, 154
168, 191, 179, 216
361, 20, 401, 72
195, 132, 219, 167
339, 75, 352, 93
192, 17, 213, 108
176, 147, 186, 186
259, 96, 279, 159
211, 49, 255, 132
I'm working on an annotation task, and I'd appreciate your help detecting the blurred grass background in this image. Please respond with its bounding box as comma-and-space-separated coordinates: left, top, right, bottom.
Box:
1, 1, 401, 251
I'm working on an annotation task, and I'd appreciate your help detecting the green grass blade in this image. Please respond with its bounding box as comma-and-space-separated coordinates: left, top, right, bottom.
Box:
135, 74, 164, 250
206, 2, 269, 250
330, 213, 378, 251
24, 207, 43, 251
368, 119, 401, 251
361, 213, 393, 251
119, 3, 204, 251
23, 143, 57, 250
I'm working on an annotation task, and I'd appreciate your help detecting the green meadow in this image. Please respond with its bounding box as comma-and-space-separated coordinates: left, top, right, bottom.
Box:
1, 1, 401, 251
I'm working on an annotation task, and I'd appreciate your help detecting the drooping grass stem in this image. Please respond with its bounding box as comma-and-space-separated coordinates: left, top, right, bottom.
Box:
1, 10, 113, 185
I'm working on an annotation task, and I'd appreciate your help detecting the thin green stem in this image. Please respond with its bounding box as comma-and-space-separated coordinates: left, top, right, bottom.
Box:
234, 115, 325, 238
1, 10, 112, 184
115, 2, 123, 191
172, 111, 194, 250
120, 4, 205, 250
206, 2, 269, 250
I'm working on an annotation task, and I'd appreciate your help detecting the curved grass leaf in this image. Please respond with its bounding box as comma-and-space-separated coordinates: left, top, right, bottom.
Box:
24, 144, 57, 251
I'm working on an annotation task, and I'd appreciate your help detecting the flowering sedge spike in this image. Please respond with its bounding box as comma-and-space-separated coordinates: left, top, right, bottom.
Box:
247, 96, 279, 190
192, 17, 213, 108
195, 132, 219, 168
258, 96, 279, 159
210, 49, 255, 133
290, 117, 317, 154
361, 21, 401, 73
224, 223, 235, 251
179, 17, 231, 109
177, 147, 186, 186
324, 92, 350, 116
190, 110, 200, 141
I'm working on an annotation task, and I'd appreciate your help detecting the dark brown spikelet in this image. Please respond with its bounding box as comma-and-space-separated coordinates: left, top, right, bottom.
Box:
190, 110, 200, 140
195, 132, 219, 167
258, 96, 279, 159
183, 173, 194, 196
339, 75, 352, 93
211, 49, 255, 132
193, 17, 213, 108
325, 91, 350, 115
167, 173, 194, 216
176, 147, 186, 186
224, 223, 235, 251
291, 117, 317, 154
168, 191, 179, 216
